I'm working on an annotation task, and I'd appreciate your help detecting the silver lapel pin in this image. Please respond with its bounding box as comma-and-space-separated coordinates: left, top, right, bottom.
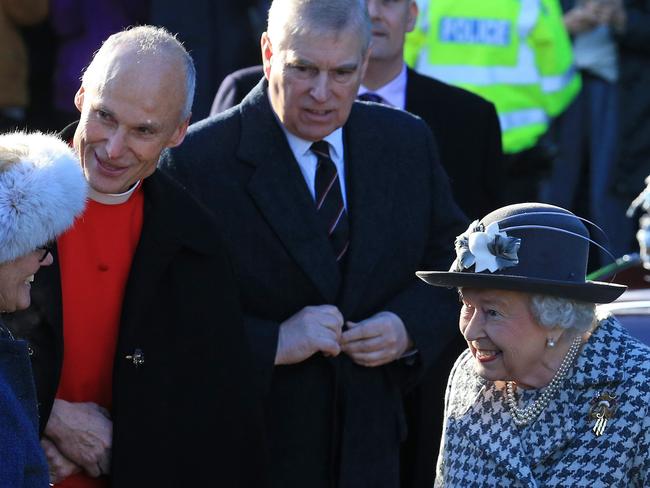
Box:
588, 391, 617, 436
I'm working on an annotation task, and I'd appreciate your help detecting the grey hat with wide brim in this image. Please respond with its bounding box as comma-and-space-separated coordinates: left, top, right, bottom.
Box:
417, 203, 626, 304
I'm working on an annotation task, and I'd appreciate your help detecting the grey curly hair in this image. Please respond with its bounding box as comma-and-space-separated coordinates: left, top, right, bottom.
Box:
530, 294, 596, 335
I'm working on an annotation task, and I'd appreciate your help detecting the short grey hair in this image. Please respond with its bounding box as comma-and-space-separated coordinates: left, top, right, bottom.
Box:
81, 25, 196, 120
267, 0, 371, 55
530, 294, 596, 335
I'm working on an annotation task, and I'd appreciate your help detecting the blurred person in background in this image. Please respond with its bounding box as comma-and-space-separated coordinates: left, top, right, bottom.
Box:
609, 0, 650, 221
0, 131, 87, 487
150, 0, 268, 120
0, 0, 48, 132
541, 0, 639, 265
405, 0, 580, 204
49, 0, 147, 128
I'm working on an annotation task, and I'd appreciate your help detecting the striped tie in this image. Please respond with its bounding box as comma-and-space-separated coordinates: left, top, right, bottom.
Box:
311, 141, 349, 264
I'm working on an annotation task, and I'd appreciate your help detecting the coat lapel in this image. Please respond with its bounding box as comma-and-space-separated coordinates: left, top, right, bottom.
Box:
237, 81, 341, 302
338, 106, 395, 316
119, 173, 184, 342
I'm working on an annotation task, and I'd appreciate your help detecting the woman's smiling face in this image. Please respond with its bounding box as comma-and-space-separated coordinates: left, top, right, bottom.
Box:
459, 288, 551, 387
0, 249, 53, 312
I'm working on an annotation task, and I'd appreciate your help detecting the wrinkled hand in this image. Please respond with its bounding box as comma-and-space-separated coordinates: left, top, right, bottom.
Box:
564, 6, 599, 34
275, 305, 344, 365
41, 436, 82, 484
340, 311, 413, 367
590, 0, 626, 31
44, 399, 112, 478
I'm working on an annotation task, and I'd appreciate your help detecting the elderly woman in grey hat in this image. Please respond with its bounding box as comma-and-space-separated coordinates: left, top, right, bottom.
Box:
417, 203, 650, 487
0, 132, 86, 487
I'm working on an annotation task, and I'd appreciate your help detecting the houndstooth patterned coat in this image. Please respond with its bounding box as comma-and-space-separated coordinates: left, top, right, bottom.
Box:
435, 315, 650, 487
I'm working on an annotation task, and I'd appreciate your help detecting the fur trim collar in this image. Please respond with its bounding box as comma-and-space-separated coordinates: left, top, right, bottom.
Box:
0, 131, 87, 263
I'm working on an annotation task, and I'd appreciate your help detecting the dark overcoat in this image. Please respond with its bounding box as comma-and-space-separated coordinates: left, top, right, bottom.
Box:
8, 170, 269, 487
611, 0, 650, 198
209, 67, 502, 487
161, 80, 467, 488
404, 68, 503, 220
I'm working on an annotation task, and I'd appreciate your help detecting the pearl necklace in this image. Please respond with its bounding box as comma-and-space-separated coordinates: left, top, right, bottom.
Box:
505, 335, 582, 427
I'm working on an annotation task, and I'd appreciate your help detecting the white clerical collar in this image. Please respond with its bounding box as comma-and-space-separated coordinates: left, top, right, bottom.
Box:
89, 180, 141, 205
359, 63, 408, 109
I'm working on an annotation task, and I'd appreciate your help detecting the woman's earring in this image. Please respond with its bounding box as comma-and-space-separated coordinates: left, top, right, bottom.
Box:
546, 337, 556, 348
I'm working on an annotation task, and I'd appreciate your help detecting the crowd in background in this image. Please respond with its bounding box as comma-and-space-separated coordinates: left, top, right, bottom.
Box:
3, 0, 649, 267
2, 0, 270, 130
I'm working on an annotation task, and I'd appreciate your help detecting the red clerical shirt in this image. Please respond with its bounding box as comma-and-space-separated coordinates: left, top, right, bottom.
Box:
55, 184, 144, 488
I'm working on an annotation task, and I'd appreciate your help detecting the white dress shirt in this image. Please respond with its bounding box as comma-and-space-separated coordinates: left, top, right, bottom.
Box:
280, 125, 348, 209
358, 63, 408, 109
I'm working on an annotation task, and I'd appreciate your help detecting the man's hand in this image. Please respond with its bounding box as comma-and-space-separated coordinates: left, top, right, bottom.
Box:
340, 311, 413, 367
44, 399, 112, 478
590, 0, 627, 32
41, 437, 82, 484
564, 6, 599, 35
275, 305, 344, 365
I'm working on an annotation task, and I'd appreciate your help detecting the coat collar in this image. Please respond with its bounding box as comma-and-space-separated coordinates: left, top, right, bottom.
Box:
119, 171, 221, 341
337, 105, 395, 315
235, 81, 395, 312
237, 81, 341, 302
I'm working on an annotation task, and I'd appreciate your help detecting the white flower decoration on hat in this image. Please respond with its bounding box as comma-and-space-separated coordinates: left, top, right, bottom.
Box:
454, 220, 521, 273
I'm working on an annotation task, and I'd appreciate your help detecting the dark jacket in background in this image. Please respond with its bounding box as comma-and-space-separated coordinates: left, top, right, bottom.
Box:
161, 80, 466, 488
612, 0, 650, 198
149, 0, 264, 120
50, 0, 147, 114
404, 68, 503, 220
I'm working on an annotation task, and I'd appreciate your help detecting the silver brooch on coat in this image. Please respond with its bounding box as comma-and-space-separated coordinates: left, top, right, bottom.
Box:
588, 391, 617, 436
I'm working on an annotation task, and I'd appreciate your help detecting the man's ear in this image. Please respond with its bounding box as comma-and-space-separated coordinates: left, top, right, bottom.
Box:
261, 32, 273, 80
166, 117, 190, 149
74, 86, 85, 113
407, 1, 419, 32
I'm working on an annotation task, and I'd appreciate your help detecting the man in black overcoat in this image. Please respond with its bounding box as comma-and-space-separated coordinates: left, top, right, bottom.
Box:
210, 5, 503, 222
208, 2, 502, 486
6, 26, 268, 487
160, 1, 467, 487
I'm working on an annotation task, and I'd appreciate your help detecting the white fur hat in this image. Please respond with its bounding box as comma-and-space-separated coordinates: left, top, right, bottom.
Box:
0, 131, 88, 264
